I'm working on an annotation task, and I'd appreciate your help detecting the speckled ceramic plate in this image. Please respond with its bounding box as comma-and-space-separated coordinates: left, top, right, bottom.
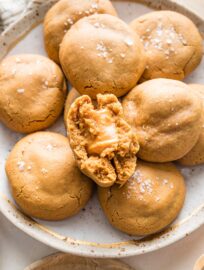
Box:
0, 0, 204, 258
24, 252, 133, 270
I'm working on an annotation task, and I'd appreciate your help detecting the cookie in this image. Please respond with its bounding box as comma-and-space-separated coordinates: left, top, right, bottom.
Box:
44, 0, 117, 63
0, 54, 67, 133
59, 14, 146, 98
98, 160, 186, 236
6, 132, 94, 221
66, 94, 139, 187
122, 79, 202, 162
178, 84, 204, 165
64, 88, 80, 127
130, 11, 202, 81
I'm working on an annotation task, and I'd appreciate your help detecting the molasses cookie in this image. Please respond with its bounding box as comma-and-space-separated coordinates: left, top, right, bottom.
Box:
178, 84, 204, 165
130, 11, 202, 81
98, 160, 186, 236
6, 132, 94, 220
66, 94, 139, 187
44, 0, 117, 63
122, 79, 202, 162
60, 14, 146, 98
0, 54, 67, 133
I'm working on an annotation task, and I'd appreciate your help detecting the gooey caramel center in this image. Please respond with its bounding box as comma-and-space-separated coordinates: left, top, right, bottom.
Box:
87, 108, 118, 155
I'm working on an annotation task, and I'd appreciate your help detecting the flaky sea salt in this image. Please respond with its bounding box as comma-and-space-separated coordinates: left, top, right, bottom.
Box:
124, 37, 134, 46
91, 3, 98, 9
17, 88, 25, 94
17, 161, 25, 171
44, 80, 49, 86
163, 179, 168, 185
67, 18, 74, 25
170, 183, 174, 189
46, 144, 53, 151
41, 168, 48, 174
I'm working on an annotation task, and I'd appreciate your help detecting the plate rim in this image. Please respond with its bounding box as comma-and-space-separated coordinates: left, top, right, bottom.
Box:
0, 0, 204, 258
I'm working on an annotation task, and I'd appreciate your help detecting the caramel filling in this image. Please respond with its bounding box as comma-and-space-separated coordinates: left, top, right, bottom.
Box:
87, 109, 118, 155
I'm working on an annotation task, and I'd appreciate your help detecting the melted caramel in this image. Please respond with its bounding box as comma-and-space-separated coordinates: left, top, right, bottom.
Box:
87, 109, 118, 155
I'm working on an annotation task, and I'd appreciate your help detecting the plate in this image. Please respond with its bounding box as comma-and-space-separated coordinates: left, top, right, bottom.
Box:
0, 0, 204, 258
24, 252, 133, 270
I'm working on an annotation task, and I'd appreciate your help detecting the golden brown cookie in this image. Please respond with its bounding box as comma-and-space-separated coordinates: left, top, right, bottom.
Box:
0, 54, 67, 133
44, 0, 117, 63
64, 88, 80, 127
178, 84, 204, 165
66, 94, 139, 187
6, 132, 94, 221
59, 14, 146, 98
98, 160, 186, 236
122, 79, 202, 162
130, 11, 203, 81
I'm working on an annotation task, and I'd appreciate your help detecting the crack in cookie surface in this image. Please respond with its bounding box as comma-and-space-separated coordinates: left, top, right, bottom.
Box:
66, 94, 139, 187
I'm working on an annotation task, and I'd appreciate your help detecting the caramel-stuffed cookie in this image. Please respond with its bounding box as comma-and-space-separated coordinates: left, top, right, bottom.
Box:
178, 84, 204, 165
60, 14, 146, 98
122, 79, 202, 162
64, 88, 80, 127
0, 54, 67, 133
130, 11, 202, 81
98, 160, 186, 236
6, 132, 94, 221
44, 0, 117, 63
66, 94, 139, 187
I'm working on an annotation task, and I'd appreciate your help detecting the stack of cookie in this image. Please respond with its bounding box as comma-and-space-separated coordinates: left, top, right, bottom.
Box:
2, 0, 203, 237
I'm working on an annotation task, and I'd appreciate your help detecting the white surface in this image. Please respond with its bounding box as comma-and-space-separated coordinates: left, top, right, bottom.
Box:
0, 212, 203, 270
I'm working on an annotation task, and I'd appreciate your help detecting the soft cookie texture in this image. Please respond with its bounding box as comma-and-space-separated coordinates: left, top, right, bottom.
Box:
122, 79, 202, 162
130, 11, 203, 81
6, 132, 94, 221
98, 160, 186, 236
44, 0, 117, 63
66, 94, 139, 187
64, 88, 80, 127
60, 14, 146, 98
178, 84, 204, 165
0, 54, 67, 133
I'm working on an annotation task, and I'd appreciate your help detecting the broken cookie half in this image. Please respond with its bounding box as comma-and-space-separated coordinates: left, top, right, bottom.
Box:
66, 94, 139, 187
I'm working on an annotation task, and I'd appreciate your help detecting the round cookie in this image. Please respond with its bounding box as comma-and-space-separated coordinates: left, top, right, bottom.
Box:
67, 94, 139, 187
130, 11, 203, 81
64, 88, 80, 126
6, 132, 94, 221
178, 84, 204, 165
59, 14, 146, 98
122, 78, 202, 162
98, 160, 186, 236
0, 54, 67, 133
44, 0, 117, 63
